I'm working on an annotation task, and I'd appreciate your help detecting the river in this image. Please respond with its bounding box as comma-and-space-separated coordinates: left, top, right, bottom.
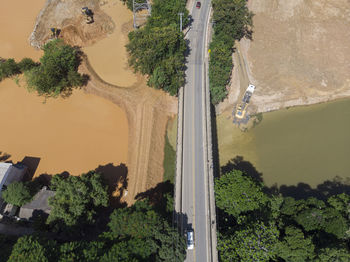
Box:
218, 99, 350, 188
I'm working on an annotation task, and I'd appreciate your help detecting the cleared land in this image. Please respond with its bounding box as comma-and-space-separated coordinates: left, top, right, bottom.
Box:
218, 0, 350, 114
30, 0, 177, 204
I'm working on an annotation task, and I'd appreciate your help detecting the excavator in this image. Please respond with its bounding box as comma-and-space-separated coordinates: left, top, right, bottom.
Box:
82, 7, 94, 24
50, 28, 61, 38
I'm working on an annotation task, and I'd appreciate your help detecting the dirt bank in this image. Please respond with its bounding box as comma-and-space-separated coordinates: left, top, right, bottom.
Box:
218, 0, 350, 115
29, 0, 178, 204
30, 0, 115, 49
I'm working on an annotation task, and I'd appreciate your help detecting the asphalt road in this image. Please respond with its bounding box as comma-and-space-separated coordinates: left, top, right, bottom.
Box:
182, 1, 211, 261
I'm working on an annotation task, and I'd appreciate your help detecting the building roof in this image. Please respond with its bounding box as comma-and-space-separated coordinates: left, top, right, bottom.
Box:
19, 188, 55, 220
0, 163, 27, 195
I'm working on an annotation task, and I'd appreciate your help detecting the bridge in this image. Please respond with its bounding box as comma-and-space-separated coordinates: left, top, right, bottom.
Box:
174, 0, 218, 261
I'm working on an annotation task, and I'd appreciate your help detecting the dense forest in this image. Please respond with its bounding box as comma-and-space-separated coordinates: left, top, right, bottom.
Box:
215, 170, 350, 261
0, 172, 186, 261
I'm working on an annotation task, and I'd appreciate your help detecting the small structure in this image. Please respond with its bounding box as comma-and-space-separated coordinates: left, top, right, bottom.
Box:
0, 163, 28, 210
19, 187, 55, 221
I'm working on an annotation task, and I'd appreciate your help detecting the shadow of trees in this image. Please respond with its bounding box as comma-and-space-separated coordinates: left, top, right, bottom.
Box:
221, 156, 263, 183
95, 163, 128, 207
135, 180, 174, 220
221, 156, 350, 200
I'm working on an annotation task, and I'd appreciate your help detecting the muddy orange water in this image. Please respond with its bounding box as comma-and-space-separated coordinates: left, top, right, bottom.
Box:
0, 0, 129, 176
83, 0, 137, 87
0, 0, 44, 60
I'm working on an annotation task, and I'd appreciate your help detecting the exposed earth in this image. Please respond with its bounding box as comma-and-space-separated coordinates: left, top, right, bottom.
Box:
218, 0, 350, 115
1, 0, 176, 204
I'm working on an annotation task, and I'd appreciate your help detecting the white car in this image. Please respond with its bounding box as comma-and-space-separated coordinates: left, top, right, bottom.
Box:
187, 230, 194, 250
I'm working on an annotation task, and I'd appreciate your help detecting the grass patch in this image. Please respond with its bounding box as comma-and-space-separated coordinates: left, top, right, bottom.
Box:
163, 134, 176, 184
166, 117, 177, 150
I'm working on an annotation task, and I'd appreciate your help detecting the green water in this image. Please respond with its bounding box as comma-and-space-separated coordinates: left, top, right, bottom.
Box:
233, 99, 350, 188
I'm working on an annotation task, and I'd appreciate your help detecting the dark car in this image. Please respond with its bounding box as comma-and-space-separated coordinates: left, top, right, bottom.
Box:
196, 1, 201, 8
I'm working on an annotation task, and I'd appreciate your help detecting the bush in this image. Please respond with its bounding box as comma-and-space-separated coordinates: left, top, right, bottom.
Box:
18, 58, 39, 72
0, 59, 20, 80
2, 181, 32, 207
26, 39, 84, 97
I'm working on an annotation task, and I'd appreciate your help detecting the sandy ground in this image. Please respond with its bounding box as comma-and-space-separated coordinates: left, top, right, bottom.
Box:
0, 0, 128, 179
29, 0, 178, 204
217, 0, 350, 115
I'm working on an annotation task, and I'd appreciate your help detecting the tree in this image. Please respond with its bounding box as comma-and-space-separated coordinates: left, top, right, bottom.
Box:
127, 25, 186, 95
2, 181, 32, 206
316, 245, 350, 262
215, 170, 269, 218
218, 222, 279, 262
104, 200, 186, 261
327, 193, 350, 218
47, 171, 108, 227
58, 241, 105, 262
276, 226, 315, 262
7, 236, 53, 262
26, 39, 84, 97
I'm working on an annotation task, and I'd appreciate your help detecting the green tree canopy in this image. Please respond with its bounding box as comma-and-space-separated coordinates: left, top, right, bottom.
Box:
218, 222, 279, 262
0, 58, 20, 80
276, 226, 315, 262
26, 39, 84, 97
215, 170, 269, 218
2, 181, 32, 207
127, 25, 186, 95
7, 236, 52, 262
104, 200, 186, 261
209, 0, 253, 104
47, 171, 108, 226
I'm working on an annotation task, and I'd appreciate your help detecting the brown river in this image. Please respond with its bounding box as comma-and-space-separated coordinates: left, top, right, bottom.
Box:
0, 0, 129, 176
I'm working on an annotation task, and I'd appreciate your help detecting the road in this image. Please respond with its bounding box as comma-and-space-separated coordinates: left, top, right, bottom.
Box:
181, 1, 212, 261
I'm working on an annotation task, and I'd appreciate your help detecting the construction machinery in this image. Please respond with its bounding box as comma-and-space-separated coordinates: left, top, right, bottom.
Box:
234, 84, 256, 120
82, 7, 94, 24
50, 28, 61, 38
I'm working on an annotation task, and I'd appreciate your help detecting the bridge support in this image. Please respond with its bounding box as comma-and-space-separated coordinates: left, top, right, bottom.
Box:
133, 0, 151, 28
